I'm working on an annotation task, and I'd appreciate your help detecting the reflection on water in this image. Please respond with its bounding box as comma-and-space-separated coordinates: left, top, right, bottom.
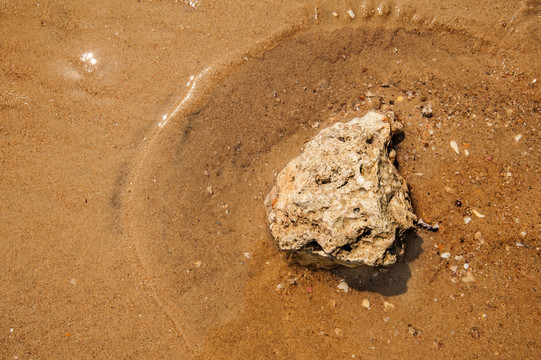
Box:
80, 51, 98, 72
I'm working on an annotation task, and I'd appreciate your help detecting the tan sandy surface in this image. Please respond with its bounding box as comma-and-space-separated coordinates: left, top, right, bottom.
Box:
1, 1, 540, 359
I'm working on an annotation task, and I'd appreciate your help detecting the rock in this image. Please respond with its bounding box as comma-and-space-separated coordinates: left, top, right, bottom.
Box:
265, 111, 416, 268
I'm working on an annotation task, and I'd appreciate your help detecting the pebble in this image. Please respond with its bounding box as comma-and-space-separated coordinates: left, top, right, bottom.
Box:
450, 141, 460, 155
335, 328, 344, 336
70, 278, 77, 285
383, 301, 395, 311
520, 231, 527, 238
347, 9, 356, 19
515, 134, 522, 142
243, 252, 252, 259
206, 186, 213, 195
337, 281, 349, 293
449, 265, 458, 273
440, 252, 451, 259
362, 299, 371, 309
195, 261, 203, 267
421, 104, 433, 118
463, 216, 472, 224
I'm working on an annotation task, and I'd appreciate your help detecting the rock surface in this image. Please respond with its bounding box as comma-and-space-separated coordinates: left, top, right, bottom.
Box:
265, 111, 416, 268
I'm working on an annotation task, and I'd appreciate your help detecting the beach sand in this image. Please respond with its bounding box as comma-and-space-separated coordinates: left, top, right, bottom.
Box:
1, 1, 540, 358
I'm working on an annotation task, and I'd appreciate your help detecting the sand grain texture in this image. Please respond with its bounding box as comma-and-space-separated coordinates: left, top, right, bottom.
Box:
1, 0, 540, 359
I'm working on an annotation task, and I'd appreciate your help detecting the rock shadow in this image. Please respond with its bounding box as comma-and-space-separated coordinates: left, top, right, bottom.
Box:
331, 232, 423, 296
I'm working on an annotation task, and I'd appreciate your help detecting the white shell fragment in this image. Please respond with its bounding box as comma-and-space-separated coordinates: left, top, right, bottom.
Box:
472, 210, 486, 218
265, 111, 416, 268
337, 281, 349, 293
450, 141, 460, 155
362, 299, 371, 309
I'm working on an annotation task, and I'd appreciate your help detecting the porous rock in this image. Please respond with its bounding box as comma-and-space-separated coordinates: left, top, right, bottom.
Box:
265, 111, 416, 268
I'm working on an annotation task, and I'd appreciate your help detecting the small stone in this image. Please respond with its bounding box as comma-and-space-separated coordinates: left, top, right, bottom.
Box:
421, 104, 433, 118
195, 261, 203, 267
408, 325, 421, 337
347, 9, 356, 19
470, 327, 481, 339
520, 231, 527, 238
449, 265, 458, 273
206, 186, 213, 195
70, 278, 77, 285
463, 216, 472, 224
515, 134, 522, 142
440, 252, 451, 259
243, 252, 252, 259
335, 328, 344, 336
383, 301, 395, 311
337, 281, 349, 293
362, 299, 371, 309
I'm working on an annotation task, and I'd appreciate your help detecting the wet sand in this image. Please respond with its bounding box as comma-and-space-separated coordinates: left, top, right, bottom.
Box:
1, 1, 540, 358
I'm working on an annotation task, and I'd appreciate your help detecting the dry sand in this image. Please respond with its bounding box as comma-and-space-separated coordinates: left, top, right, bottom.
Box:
1, 0, 540, 358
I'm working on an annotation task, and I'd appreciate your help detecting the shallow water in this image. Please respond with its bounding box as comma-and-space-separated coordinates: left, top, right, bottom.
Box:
1, 0, 540, 358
